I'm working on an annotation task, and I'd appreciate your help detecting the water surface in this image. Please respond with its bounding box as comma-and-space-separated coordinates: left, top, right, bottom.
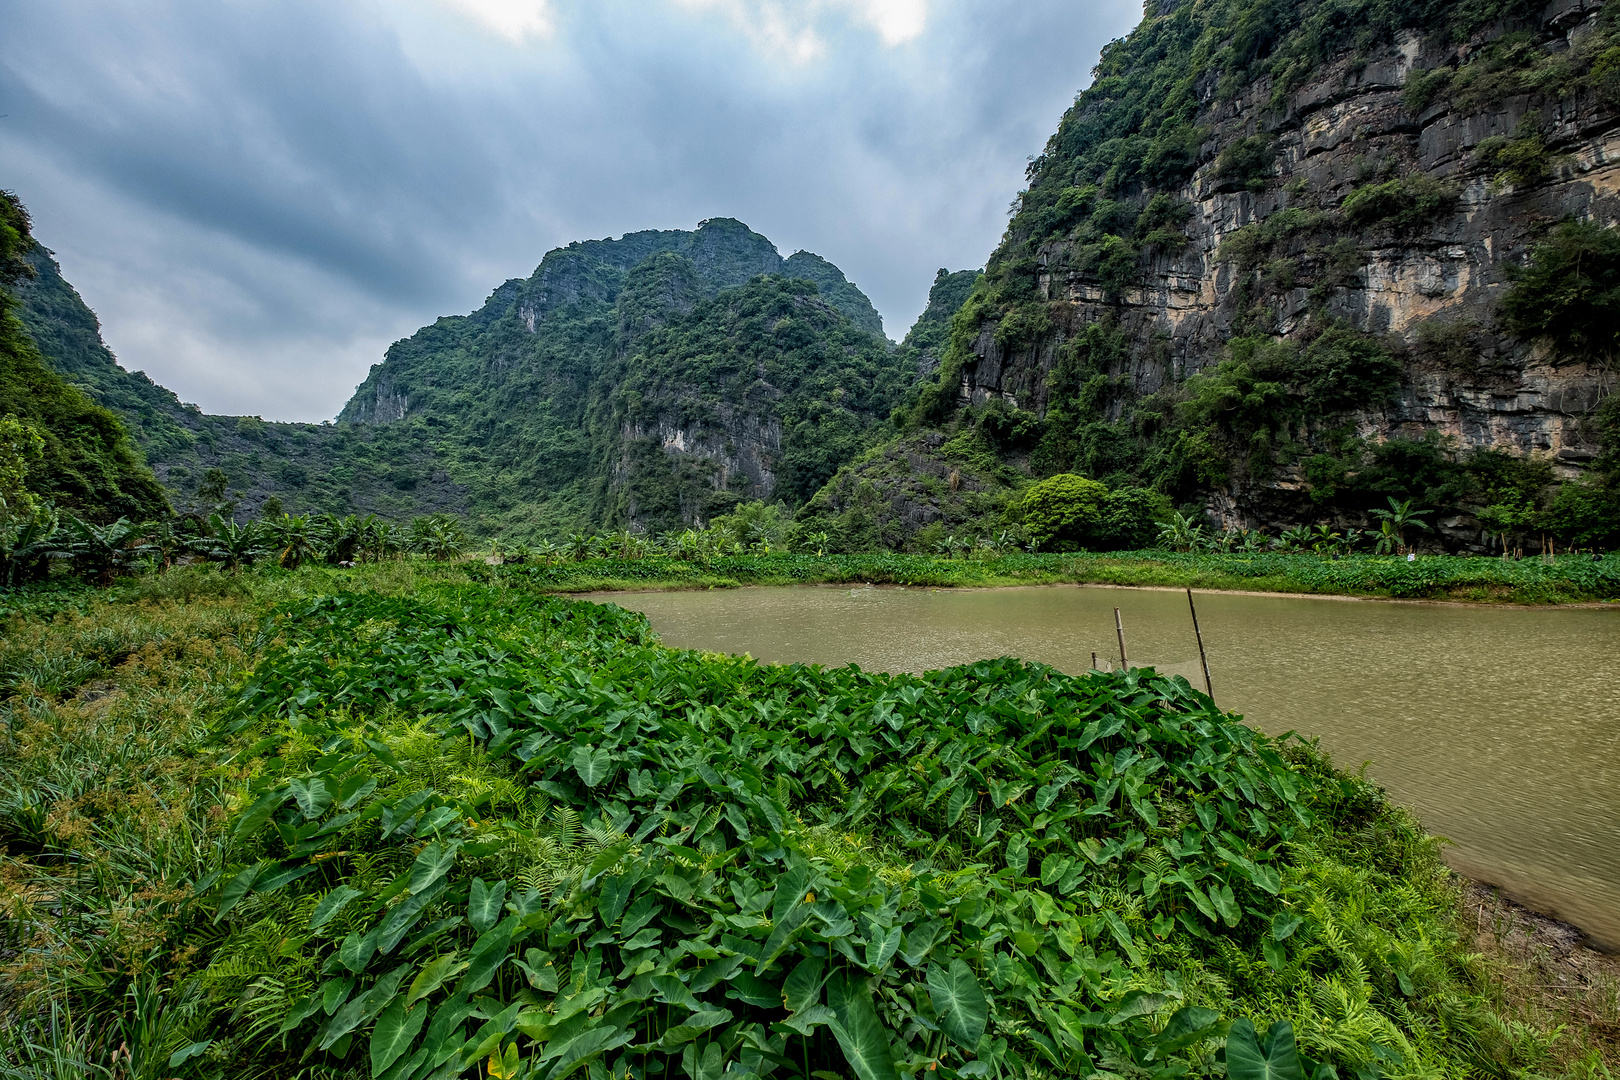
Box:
598, 585, 1620, 949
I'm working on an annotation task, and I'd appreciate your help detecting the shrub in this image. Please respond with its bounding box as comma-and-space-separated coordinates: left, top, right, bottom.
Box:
1500, 218, 1620, 359
1296, 324, 1403, 414
1341, 175, 1458, 233
1214, 136, 1275, 191
1474, 124, 1550, 188
992, 303, 1052, 353
1014, 472, 1109, 550
1097, 485, 1172, 548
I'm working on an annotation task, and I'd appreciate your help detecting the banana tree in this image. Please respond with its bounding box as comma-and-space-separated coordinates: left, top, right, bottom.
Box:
0, 503, 59, 586
142, 517, 187, 570
63, 516, 143, 585
1368, 497, 1433, 554
269, 514, 319, 569
315, 513, 364, 564
411, 515, 467, 561
1156, 512, 1207, 553
1308, 524, 1342, 554
1276, 525, 1313, 552
356, 517, 403, 562
202, 514, 265, 570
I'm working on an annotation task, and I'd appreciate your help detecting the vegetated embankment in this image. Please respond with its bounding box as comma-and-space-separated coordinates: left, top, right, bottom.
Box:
490, 551, 1620, 605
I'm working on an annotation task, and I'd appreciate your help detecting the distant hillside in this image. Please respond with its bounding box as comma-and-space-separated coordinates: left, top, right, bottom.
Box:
0, 192, 167, 522
12, 245, 463, 520
16, 215, 966, 537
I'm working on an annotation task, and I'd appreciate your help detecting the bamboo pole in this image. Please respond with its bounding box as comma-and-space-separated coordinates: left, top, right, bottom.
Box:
1114, 608, 1129, 670
1186, 588, 1214, 702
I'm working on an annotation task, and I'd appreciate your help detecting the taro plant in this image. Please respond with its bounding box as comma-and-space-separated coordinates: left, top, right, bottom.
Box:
199, 585, 1500, 1080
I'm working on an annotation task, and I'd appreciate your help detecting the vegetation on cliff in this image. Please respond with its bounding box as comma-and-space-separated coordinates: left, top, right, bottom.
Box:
11, 218, 921, 538
889, 0, 1620, 554
0, 192, 167, 523
3, 562, 1616, 1078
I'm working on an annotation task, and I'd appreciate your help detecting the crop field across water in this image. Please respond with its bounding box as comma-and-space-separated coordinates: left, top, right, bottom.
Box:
493, 551, 1620, 605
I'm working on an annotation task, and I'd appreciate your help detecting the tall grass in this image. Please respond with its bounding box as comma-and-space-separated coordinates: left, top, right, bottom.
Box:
0, 589, 259, 1075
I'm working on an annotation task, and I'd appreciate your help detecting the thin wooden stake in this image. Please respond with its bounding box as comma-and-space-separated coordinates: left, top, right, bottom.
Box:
1114, 608, 1129, 670
1091, 651, 1100, 672
1187, 588, 1214, 702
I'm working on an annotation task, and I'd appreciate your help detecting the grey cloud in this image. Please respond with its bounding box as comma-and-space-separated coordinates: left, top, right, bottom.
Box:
0, 0, 1138, 420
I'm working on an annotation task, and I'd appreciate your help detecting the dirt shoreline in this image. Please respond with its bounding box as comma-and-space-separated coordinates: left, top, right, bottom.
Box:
1465, 880, 1620, 1061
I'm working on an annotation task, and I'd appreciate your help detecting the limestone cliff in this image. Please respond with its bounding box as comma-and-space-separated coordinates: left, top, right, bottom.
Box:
901, 0, 1620, 549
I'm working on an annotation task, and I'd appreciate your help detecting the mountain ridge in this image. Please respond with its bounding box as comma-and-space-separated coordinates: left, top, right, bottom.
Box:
15, 216, 944, 537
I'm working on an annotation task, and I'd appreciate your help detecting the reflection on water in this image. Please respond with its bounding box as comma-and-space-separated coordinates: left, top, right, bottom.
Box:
596, 585, 1620, 949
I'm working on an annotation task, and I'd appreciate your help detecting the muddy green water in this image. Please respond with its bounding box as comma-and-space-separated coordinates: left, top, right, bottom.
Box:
597, 585, 1620, 949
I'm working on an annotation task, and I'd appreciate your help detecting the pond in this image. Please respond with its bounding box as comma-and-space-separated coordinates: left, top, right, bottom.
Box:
595, 584, 1620, 950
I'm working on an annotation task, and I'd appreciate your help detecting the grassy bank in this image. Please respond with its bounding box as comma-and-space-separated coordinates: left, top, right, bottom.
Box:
495, 550, 1620, 604
1, 562, 1615, 1080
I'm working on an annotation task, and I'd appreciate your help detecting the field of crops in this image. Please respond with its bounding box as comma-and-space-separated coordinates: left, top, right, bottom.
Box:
499, 550, 1620, 604
1, 564, 1614, 1080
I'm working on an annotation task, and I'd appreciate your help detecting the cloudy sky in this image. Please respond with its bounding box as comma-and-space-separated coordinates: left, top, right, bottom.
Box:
1, 0, 1139, 421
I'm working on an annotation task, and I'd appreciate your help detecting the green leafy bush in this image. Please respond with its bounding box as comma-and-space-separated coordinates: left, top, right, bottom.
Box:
1500, 219, 1620, 359
1474, 125, 1550, 188
1013, 473, 1109, 550
1213, 136, 1275, 192
1340, 176, 1458, 234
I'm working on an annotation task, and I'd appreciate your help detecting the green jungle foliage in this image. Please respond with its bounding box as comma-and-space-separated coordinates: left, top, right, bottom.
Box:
1500, 219, 1620, 361
798, 429, 1029, 554
897, 271, 981, 371
780, 252, 886, 337
600, 276, 914, 521
164, 581, 1582, 1078
0, 192, 167, 523
1011, 474, 1170, 553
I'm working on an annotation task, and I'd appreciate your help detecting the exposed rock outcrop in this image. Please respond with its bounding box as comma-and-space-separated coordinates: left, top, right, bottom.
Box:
950, 1, 1618, 541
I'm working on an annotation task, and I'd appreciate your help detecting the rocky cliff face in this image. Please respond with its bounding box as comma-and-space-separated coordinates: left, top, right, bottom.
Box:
943, 0, 1620, 545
